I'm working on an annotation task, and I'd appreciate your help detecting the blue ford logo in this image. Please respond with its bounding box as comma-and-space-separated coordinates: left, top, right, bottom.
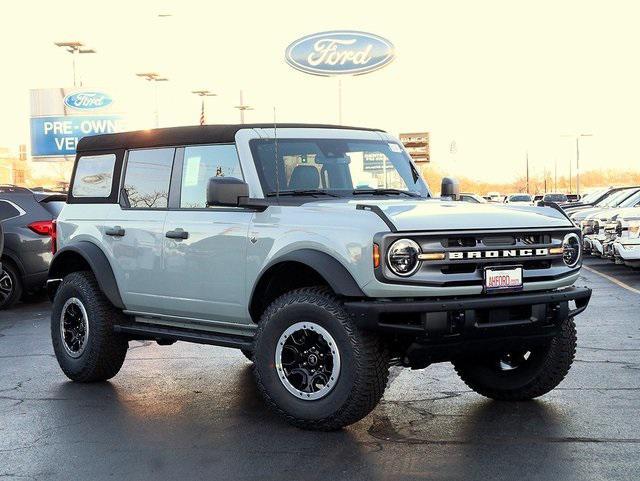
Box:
285, 31, 395, 76
64, 91, 113, 110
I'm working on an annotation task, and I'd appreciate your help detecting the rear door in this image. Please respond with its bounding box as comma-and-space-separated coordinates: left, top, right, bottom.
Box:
160, 144, 253, 323
103, 147, 175, 312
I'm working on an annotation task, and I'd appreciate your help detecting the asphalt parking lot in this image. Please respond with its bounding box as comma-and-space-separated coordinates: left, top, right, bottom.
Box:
1, 257, 639, 481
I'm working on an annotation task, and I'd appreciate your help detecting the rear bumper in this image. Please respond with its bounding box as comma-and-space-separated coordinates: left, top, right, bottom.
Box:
344, 286, 592, 337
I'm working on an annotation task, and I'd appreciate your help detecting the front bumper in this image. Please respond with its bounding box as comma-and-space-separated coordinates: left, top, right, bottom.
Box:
345, 286, 592, 336
613, 241, 640, 263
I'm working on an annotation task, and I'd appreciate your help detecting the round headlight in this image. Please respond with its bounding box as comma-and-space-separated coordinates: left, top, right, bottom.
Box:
562, 233, 581, 267
387, 239, 421, 276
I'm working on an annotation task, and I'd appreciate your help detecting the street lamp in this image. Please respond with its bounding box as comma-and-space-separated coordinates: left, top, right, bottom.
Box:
191, 90, 217, 125
54, 41, 96, 87
136, 72, 169, 128
234, 90, 253, 124
562, 134, 593, 196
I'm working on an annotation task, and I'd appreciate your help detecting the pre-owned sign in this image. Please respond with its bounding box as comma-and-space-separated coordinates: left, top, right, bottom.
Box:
29, 88, 125, 161
30, 115, 124, 156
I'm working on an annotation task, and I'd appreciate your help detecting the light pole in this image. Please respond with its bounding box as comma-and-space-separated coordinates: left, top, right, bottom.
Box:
54, 41, 96, 87
234, 90, 253, 124
136, 72, 169, 128
192, 90, 217, 125
562, 134, 592, 196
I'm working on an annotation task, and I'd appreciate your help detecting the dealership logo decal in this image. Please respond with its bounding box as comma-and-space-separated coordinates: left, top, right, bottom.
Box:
285, 31, 395, 76
64, 91, 113, 110
449, 248, 556, 260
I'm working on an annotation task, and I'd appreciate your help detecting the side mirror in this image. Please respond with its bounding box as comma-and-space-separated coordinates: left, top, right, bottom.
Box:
440, 177, 460, 201
206, 177, 249, 207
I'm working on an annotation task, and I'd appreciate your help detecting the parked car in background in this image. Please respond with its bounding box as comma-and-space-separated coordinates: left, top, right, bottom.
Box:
460, 192, 487, 203
485, 191, 502, 202
0, 185, 66, 309
504, 193, 533, 205
570, 187, 640, 229
612, 208, 640, 268
562, 187, 634, 214
566, 194, 581, 203
542, 193, 568, 203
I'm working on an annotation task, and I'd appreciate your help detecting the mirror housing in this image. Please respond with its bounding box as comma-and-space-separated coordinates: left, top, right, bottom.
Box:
206, 177, 249, 207
440, 177, 460, 201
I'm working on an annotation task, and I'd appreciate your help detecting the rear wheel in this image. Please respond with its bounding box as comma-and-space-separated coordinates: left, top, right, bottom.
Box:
253, 287, 389, 431
453, 317, 576, 400
51, 271, 129, 382
0, 262, 22, 310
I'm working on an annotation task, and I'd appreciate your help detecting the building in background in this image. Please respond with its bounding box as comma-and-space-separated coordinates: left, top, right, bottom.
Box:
400, 132, 430, 163
0, 146, 27, 185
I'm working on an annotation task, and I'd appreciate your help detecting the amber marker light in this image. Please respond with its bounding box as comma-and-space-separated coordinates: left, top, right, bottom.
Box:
549, 247, 565, 255
373, 244, 381, 268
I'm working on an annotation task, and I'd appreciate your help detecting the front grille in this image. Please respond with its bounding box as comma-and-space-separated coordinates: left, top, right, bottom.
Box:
379, 228, 577, 287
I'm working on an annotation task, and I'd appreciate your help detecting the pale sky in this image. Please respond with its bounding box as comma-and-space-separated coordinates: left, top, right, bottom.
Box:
2, 0, 639, 182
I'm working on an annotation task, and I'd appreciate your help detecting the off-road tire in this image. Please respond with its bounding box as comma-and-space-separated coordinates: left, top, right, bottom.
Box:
453, 317, 577, 400
0, 261, 23, 310
253, 287, 389, 431
51, 271, 129, 382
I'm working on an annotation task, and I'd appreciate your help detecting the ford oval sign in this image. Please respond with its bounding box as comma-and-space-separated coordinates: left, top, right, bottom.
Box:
64, 91, 113, 111
285, 31, 395, 76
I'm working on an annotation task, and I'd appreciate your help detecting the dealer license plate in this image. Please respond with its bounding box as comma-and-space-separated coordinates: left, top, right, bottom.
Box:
484, 266, 523, 292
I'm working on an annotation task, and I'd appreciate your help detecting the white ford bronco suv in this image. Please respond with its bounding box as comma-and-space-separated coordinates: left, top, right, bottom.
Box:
48, 124, 591, 430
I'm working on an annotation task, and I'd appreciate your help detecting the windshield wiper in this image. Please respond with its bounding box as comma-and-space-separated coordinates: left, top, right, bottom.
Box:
266, 189, 340, 198
352, 188, 421, 198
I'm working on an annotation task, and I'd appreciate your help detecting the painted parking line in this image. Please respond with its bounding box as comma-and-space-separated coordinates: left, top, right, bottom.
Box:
582, 265, 640, 295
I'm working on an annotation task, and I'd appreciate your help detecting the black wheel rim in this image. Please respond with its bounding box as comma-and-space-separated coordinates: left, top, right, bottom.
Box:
275, 322, 341, 400
60, 298, 89, 358
0, 269, 13, 303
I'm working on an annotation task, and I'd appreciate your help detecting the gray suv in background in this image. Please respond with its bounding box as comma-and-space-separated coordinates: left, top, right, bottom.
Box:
47, 124, 591, 430
0, 186, 65, 309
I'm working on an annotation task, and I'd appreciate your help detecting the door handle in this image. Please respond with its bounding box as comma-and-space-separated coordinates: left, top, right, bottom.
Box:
166, 229, 189, 240
105, 226, 125, 237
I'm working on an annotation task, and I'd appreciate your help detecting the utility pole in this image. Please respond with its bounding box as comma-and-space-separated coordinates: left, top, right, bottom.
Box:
191, 90, 216, 125
526, 150, 530, 194
562, 134, 592, 196
554, 159, 557, 192
136, 72, 169, 128
54, 41, 96, 87
234, 90, 253, 124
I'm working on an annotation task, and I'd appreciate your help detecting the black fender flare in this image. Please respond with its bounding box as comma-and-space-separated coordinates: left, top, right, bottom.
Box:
252, 249, 365, 300
48, 241, 125, 309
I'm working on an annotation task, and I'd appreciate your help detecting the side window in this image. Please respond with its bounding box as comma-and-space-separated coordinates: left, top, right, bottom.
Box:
122, 148, 175, 209
72, 154, 116, 198
0, 201, 22, 221
180, 144, 243, 208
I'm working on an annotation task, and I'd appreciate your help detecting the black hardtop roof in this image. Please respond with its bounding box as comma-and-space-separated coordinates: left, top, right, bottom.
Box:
76, 123, 385, 152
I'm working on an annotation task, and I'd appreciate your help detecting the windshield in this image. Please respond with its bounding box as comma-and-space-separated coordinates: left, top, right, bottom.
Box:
619, 189, 640, 208
509, 194, 531, 202
581, 189, 606, 204
543, 193, 568, 202
598, 189, 636, 207
250, 139, 429, 197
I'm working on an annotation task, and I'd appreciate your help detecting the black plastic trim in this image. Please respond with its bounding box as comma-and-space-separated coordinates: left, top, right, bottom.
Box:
356, 204, 397, 232
48, 242, 125, 308
251, 249, 365, 300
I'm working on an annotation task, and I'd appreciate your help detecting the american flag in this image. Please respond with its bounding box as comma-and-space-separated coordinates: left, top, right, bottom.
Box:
200, 99, 205, 125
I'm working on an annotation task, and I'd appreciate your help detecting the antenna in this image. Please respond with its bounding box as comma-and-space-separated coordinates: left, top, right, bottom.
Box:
273, 107, 280, 201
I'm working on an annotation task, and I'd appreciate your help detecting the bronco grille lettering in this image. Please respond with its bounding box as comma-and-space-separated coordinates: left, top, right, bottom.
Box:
448, 248, 555, 260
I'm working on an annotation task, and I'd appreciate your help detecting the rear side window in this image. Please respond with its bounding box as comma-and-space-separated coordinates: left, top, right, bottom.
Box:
72, 154, 117, 198
122, 148, 175, 209
180, 145, 243, 208
41, 201, 65, 217
0, 200, 22, 221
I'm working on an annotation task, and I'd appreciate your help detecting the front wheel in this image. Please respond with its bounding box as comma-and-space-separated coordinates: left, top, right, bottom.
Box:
253, 287, 389, 431
453, 317, 577, 400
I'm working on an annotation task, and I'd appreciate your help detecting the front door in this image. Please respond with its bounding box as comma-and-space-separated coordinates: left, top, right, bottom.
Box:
160, 144, 253, 323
